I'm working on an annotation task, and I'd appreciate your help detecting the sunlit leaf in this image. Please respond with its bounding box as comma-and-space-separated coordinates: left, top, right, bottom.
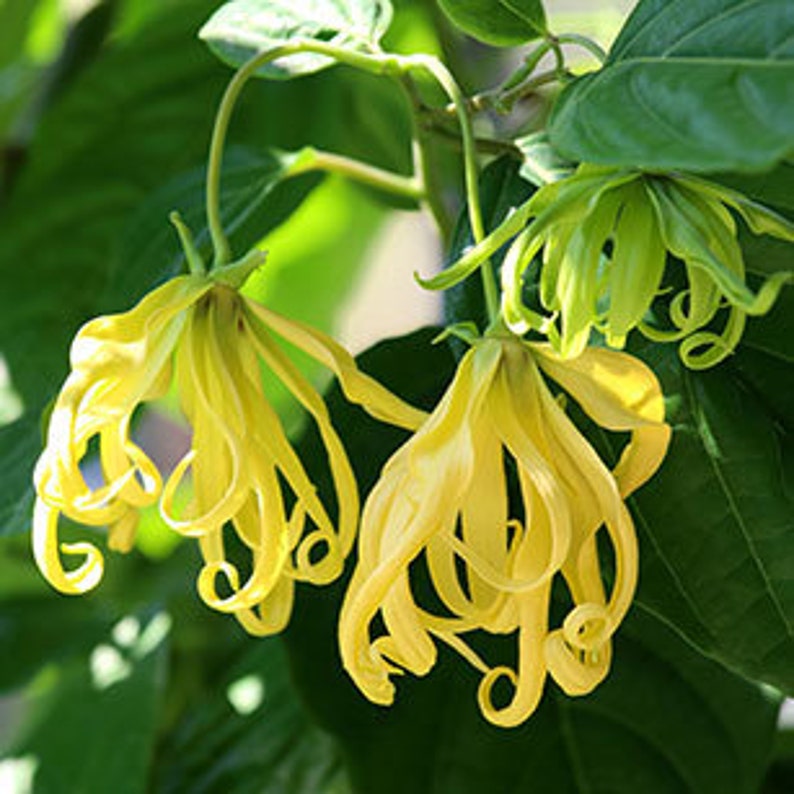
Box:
437, 0, 546, 46
550, 0, 794, 172
200, 0, 394, 79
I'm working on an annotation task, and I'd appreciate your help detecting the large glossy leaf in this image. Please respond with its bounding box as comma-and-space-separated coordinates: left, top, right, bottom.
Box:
200, 0, 393, 79
436, 0, 546, 46
549, 0, 794, 172
734, 290, 794, 431
607, 339, 794, 695
283, 328, 779, 794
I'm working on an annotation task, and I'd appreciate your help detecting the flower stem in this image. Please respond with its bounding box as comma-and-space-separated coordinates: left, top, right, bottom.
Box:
287, 147, 424, 201
406, 55, 498, 323
398, 74, 454, 240
554, 33, 607, 64
204, 41, 403, 270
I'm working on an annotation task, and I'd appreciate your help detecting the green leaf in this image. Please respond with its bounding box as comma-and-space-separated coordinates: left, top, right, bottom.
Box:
200, 0, 394, 79
2, 609, 170, 794
549, 0, 794, 172
0, 418, 38, 540
615, 339, 794, 695
284, 328, 779, 794
151, 637, 347, 794
734, 290, 794, 431
436, 0, 546, 46
0, 0, 41, 66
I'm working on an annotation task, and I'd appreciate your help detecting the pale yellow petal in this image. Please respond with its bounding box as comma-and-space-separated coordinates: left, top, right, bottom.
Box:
339, 343, 501, 704
244, 300, 426, 430
234, 575, 296, 637
477, 589, 551, 728
533, 343, 671, 497
243, 313, 358, 562
32, 499, 104, 594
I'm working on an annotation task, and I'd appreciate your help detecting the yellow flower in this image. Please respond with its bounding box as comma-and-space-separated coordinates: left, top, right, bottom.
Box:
33, 267, 423, 635
338, 334, 670, 727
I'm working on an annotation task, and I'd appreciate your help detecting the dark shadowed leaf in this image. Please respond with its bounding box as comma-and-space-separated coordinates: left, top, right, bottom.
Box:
151, 637, 347, 794
2, 609, 170, 794
612, 339, 794, 696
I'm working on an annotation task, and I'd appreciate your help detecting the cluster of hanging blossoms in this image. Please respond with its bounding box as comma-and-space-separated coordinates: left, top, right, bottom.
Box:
33, 151, 794, 727
498, 165, 794, 368
32, 232, 670, 726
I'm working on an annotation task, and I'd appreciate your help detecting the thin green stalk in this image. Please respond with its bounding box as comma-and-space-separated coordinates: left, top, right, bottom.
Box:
498, 69, 558, 112
501, 39, 554, 92
398, 74, 453, 240
288, 147, 424, 200
406, 55, 498, 323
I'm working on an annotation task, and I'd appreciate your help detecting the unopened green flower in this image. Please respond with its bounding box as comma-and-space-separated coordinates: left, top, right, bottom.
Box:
339, 332, 669, 727
501, 165, 794, 368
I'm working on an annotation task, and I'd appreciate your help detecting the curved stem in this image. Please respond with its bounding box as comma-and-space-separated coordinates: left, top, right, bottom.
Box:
205, 41, 403, 269
498, 69, 559, 112
398, 74, 453, 240
555, 33, 607, 64
406, 55, 498, 322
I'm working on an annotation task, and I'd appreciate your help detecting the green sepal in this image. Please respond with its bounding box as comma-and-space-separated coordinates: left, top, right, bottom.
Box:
210, 247, 268, 289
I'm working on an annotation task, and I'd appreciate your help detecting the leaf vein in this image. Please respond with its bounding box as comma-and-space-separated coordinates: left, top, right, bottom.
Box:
684, 371, 794, 644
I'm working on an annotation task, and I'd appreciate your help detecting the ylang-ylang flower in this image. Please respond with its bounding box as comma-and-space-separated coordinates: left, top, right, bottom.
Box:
500, 165, 794, 368
339, 332, 670, 727
33, 251, 423, 635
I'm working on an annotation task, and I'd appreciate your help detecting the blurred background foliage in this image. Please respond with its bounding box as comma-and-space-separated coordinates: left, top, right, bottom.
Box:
0, 0, 793, 792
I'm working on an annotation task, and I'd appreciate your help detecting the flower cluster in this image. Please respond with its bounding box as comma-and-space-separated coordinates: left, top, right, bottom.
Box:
33, 268, 424, 636
339, 334, 669, 726
32, 254, 671, 724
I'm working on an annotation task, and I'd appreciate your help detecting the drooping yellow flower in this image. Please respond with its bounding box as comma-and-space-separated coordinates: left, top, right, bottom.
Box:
339, 333, 670, 727
33, 263, 424, 635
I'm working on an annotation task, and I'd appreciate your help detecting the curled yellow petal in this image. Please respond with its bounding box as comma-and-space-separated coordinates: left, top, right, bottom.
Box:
32, 499, 105, 594
32, 275, 212, 594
